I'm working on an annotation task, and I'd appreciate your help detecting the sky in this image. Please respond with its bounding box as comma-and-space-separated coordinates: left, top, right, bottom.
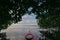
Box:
4, 13, 38, 29
18, 13, 37, 25
1, 13, 38, 32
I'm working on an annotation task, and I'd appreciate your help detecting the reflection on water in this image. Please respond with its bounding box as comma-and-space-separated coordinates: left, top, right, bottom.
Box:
0, 13, 42, 40
1, 25, 40, 40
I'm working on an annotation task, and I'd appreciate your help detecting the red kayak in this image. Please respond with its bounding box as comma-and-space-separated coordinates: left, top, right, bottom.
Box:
22, 31, 36, 40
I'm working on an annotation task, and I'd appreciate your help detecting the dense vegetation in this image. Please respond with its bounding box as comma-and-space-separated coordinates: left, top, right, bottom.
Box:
0, 0, 60, 40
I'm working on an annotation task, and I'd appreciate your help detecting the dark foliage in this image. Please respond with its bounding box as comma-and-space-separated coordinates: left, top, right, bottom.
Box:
0, 0, 60, 40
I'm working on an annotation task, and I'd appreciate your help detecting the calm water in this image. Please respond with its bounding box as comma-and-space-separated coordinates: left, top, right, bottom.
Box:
3, 14, 40, 40
3, 25, 41, 40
